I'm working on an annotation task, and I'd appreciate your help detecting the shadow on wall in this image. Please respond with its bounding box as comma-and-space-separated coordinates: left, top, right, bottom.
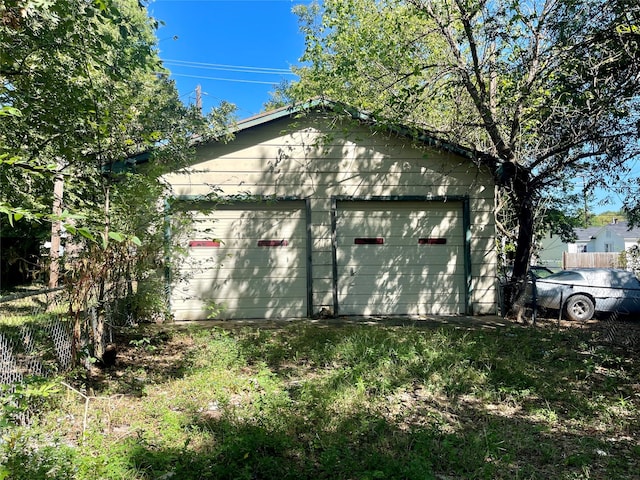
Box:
168, 113, 494, 319
174, 201, 308, 320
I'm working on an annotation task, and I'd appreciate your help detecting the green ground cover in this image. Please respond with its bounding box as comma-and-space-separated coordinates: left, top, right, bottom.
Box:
1, 319, 638, 479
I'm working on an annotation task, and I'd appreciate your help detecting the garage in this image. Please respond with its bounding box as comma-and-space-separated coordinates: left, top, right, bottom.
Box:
162, 101, 497, 319
333, 198, 468, 316
171, 200, 311, 320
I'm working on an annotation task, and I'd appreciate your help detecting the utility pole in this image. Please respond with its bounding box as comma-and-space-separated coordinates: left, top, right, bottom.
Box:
195, 84, 202, 113
49, 160, 64, 289
582, 175, 590, 227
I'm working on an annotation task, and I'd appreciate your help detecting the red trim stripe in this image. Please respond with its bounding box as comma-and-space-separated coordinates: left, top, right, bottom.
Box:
354, 238, 384, 245
258, 240, 289, 247
418, 238, 447, 245
189, 240, 221, 248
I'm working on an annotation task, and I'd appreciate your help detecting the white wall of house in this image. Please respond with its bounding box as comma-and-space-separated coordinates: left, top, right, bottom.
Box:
593, 229, 624, 252
539, 221, 640, 268
161, 109, 497, 319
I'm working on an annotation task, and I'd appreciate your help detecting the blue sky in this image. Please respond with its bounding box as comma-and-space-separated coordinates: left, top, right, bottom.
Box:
146, 0, 629, 214
149, 0, 308, 119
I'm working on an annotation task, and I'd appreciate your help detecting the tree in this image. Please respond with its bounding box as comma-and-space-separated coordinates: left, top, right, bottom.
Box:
1, 0, 234, 361
262, 80, 298, 112
293, 0, 640, 308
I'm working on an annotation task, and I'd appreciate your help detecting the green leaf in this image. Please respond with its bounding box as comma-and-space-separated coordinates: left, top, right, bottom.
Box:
108, 231, 125, 242
131, 235, 142, 246
78, 227, 97, 242
0, 106, 22, 117
93, 0, 107, 11
0, 465, 10, 480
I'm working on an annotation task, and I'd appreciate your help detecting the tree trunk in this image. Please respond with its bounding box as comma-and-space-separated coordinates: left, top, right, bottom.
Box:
512, 196, 535, 283
506, 190, 537, 316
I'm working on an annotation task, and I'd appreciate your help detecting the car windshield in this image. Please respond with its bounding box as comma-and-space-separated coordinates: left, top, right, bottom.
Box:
532, 267, 554, 278
543, 271, 585, 282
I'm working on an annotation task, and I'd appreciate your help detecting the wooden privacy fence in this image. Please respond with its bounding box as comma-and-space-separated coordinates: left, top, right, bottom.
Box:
562, 252, 622, 269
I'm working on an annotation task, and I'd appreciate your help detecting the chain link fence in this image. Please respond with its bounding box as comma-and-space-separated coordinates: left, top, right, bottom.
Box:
0, 282, 147, 387
0, 288, 73, 385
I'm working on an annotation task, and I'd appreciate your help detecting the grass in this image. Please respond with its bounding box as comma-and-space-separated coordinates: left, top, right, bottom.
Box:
0, 287, 67, 327
1, 318, 639, 479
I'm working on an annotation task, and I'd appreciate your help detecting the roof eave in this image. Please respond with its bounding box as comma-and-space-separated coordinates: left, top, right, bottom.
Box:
226, 98, 494, 165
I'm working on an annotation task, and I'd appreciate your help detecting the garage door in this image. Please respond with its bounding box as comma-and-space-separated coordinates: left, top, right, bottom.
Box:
172, 200, 309, 320
335, 200, 466, 316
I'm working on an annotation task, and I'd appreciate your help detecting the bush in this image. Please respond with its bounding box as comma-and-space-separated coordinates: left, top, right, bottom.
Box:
0, 432, 77, 480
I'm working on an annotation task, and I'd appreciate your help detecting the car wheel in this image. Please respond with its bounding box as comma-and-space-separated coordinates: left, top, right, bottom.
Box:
564, 294, 595, 321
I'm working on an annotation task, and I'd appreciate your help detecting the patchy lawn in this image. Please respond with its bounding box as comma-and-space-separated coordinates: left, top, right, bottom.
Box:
2, 317, 639, 479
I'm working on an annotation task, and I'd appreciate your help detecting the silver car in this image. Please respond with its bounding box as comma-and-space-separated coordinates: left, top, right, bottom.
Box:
530, 268, 640, 321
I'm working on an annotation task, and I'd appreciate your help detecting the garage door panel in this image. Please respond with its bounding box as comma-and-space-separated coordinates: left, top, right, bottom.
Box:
336, 222, 461, 239
191, 252, 305, 269
174, 201, 308, 320
193, 208, 305, 234
181, 278, 307, 299
182, 268, 307, 283
337, 247, 463, 264
338, 276, 465, 296
337, 206, 461, 226
336, 200, 466, 316
335, 238, 464, 248
337, 203, 459, 214
338, 294, 464, 316
172, 299, 307, 321
173, 295, 306, 308
337, 257, 462, 270
212, 224, 304, 240
173, 284, 307, 303
341, 264, 464, 282
182, 265, 305, 287
194, 225, 303, 241
206, 208, 307, 218
189, 241, 306, 252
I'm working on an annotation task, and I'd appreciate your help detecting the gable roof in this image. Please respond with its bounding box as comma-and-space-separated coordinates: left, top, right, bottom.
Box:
605, 221, 640, 240
228, 98, 496, 166
120, 99, 498, 173
573, 221, 640, 243
573, 226, 602, 242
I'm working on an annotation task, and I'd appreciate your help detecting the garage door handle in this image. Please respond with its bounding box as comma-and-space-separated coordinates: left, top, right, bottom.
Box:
257, 240, 289, 247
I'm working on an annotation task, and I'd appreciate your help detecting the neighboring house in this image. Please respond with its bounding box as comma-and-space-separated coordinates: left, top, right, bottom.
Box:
538, 220, 640, 268
568, 226, 606, 253
161, 100, 498, 320
537, 232, 571, 268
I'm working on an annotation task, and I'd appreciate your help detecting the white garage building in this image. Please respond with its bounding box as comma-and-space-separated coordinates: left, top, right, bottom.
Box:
162, 101, 497, 320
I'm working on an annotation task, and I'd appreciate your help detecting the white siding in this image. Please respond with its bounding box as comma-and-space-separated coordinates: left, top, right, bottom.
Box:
163, 112, 497, 318
171, 202, 308, 320
336, 201, 466, 315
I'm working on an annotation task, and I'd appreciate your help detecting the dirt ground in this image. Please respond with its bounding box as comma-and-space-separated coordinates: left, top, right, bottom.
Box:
137, 313, 640, 355
97, 312, 640, 400
168, 313, 638, 334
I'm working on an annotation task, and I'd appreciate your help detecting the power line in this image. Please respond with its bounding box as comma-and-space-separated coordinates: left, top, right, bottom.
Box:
170, 72, 286, 85
163, 58, 297, 75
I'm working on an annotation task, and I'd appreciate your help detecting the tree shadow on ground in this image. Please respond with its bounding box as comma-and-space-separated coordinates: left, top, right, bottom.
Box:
124, 388, 639, 480
114, 320, 639, 479
84, 328, 196, 395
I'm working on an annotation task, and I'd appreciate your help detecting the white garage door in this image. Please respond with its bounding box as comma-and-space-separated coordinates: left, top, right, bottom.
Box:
172, 201, 309, 320
335, 200, 466, 316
